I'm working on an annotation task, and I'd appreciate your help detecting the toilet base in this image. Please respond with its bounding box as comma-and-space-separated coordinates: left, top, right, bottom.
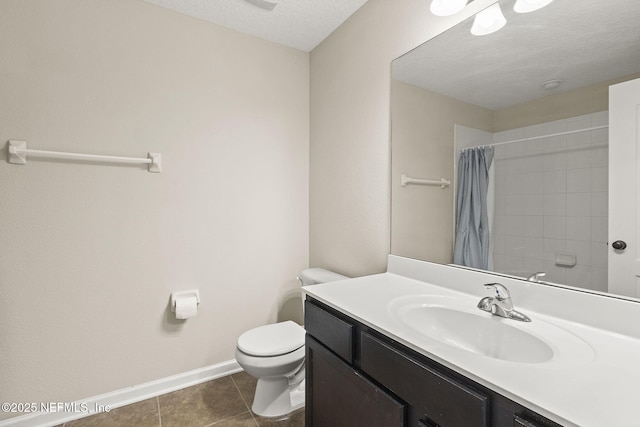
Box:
251, 375, 305, 418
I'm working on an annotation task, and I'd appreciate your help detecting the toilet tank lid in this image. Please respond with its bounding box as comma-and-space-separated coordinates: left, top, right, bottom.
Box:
299, 268, 349, 286
237, 321, 305, 357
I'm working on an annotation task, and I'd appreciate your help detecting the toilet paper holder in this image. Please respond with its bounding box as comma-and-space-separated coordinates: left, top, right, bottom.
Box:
170, 290, 200, 313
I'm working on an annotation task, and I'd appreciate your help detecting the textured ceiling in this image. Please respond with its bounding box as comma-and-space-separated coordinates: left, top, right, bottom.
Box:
393, 0, 640, 110
140, 0, 368, 52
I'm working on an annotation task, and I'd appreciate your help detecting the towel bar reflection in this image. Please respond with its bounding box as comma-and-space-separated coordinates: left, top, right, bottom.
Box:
7, 140, 161, 173
401, 173, 450, 189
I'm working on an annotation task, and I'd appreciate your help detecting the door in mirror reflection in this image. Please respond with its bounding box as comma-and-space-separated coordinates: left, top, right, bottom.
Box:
609, 78, 640, 298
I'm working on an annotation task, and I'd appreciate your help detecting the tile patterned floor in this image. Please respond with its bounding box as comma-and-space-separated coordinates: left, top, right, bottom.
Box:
57, 372, 304, 427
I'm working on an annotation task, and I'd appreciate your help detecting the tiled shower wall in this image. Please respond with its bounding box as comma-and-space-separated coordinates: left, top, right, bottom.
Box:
491, 111, 609, 292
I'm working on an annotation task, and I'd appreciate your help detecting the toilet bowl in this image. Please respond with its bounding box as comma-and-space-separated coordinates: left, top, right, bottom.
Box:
235, 321, 306, 417
235, 268, 348, 417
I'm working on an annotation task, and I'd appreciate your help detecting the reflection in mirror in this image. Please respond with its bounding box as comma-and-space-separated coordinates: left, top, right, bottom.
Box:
391, 0, 640, 299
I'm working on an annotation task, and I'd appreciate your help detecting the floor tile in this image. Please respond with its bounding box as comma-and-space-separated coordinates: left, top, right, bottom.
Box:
64, 398, 159, 427
159, 376, 248, 427
58, 372, 304, 427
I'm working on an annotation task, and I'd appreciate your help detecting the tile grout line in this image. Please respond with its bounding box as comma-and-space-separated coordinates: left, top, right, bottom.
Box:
156, 396, 162, 427
229, 374, 260, 427
229, 374, 252, 413
202, 410, 254, 427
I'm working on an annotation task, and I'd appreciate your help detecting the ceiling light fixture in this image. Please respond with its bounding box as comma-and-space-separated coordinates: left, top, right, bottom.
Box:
470, 3, 507, 36
514, 0, 554, 13
243, 0, 278, 11
430, 1, 555, 36
539, 78, 563, 90
429, 0, 468, 16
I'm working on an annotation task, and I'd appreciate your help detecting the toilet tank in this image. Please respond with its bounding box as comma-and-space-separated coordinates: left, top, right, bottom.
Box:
299, 268, 348, 286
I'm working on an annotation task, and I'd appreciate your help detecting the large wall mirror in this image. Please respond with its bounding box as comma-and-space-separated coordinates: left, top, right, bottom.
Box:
391, 0, 640, 300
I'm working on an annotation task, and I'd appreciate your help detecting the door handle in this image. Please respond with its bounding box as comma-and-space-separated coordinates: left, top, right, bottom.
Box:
612, 240, 627, 250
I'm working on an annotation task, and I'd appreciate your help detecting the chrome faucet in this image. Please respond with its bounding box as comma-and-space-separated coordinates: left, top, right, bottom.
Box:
527, 272, 546, 283
477, 283, 531, 322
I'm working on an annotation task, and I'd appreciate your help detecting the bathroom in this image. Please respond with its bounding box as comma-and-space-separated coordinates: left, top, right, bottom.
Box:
2, 0, 640, 426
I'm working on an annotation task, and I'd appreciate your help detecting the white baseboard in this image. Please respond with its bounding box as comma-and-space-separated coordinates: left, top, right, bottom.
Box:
0, 359, 242, 427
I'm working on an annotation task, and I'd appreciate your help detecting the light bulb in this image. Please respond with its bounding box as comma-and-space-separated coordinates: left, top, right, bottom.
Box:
514, 0, 554, 13
471, 3, 507, 36
430, 0, 467, 16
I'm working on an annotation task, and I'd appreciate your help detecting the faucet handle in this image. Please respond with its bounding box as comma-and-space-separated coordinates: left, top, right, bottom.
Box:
484, 283, 511, 301
477, 296, 493, 311
527, 272, 546, 282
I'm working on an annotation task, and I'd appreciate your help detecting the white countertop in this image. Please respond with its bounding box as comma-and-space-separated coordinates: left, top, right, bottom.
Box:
304, 259, 640, 427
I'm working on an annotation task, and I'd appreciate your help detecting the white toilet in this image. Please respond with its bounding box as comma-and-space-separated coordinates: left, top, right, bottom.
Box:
235, 268, 348, 417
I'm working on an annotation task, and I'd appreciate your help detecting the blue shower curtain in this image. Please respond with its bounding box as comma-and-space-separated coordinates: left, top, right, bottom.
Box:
453, 146, 494, 269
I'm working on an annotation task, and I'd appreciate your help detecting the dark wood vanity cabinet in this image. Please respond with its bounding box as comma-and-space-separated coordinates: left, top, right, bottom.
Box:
305, 298, 563, 427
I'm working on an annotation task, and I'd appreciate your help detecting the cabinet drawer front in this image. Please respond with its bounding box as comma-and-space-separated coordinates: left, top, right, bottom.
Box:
305, 300, 354, 363
361, 332, 488, 427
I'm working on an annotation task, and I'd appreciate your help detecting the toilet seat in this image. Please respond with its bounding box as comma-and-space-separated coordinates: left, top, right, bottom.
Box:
237, 320, 305, 357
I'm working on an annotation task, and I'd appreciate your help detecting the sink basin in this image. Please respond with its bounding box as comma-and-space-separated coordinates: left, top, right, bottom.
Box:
388, 295, 593, 364
398, 304, 553, 363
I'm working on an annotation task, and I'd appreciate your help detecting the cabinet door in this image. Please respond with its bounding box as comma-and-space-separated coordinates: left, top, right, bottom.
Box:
306, 336, 405, 427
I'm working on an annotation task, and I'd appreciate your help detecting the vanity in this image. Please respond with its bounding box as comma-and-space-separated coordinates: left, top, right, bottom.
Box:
303, 255, 640, 427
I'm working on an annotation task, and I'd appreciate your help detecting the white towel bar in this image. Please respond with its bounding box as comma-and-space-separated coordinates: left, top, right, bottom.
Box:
7, 140, 161, 173
401, 173, 450, 189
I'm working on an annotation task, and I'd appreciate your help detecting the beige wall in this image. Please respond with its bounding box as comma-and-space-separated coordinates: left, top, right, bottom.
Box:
309, 0, 496, 277
391, 81, 492, 263
0, 0, 308, 417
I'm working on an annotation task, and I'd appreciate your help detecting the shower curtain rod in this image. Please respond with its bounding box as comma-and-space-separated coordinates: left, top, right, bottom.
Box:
461, 124, 608, 151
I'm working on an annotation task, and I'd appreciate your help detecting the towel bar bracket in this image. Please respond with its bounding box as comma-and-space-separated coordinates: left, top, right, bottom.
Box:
8, 140, 27, 165
147, 152, 162, 173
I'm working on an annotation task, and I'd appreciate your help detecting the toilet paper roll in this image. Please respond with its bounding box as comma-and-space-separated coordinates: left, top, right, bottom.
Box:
174, 295, 199, 319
